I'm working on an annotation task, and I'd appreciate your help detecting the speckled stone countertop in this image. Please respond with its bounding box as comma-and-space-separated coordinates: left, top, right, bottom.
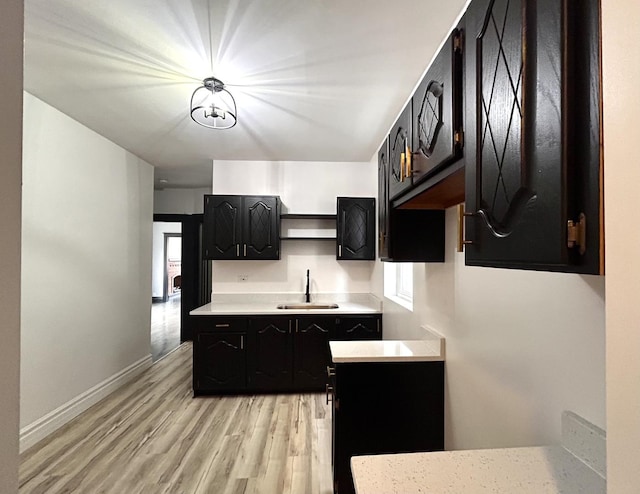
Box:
330, 340, 444, 363
189, 292, 382, 316
351, 412, 606, 494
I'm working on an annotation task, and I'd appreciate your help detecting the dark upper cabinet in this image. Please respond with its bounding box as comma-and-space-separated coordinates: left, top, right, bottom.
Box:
337, 197, 376, 261
462, 0, 603, 273
378, 139, 390, 259
388, 104, 414, 200
203, 195, 281, 260
412, 29, 464, 183
378, 140, 446, 263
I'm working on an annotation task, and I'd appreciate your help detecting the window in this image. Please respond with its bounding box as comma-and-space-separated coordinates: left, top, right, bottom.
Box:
384, 262, 413, 311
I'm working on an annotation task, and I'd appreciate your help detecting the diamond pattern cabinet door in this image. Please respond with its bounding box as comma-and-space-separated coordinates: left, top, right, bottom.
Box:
463, 0, 603, 273
203, 195, 242, 260
242, 196, 280, 260
337, 197, 376, 261
412, 29, 463, 184
388, 103, 414, 200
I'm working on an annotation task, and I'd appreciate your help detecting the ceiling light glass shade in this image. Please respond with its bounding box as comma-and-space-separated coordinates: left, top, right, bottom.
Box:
190, 77, 237, 129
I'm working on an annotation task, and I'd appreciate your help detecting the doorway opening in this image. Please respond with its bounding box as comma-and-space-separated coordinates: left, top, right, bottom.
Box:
152, 222, 182, 361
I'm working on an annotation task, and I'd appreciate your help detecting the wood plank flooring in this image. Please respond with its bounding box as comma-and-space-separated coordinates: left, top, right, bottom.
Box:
151, 295, 181, 362
19, 343, 333, 494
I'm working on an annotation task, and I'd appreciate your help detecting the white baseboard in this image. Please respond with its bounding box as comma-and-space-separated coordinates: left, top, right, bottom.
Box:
19, 354, 153, 453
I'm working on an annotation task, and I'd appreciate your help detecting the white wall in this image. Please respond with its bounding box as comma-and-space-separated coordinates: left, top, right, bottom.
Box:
154, 187, 210, 214
374, 207, 606, 450
603, 0, 640, 491
152, 222, 181, 298
0, 0, 23, 490
20, 93, 154, 445
211, 160, 377, 295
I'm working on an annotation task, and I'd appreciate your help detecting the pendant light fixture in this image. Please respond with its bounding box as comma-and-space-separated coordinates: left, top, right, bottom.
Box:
190, 77, 237, 129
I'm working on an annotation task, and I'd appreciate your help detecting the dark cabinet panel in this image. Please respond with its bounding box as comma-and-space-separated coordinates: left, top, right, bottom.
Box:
203, 196, 242, 260
388, 104, 414, 200
378, 140, 390, 259
463, 0, 603, 273
203, 195, 280, 260
293, 316, 336, 390
412, 29, 464, 183
248, 317, 293, 390
332, 361, 444, 494
243, 196, 280, 260
335, 315, 381, 340
194, 332, 246, 393
336, 197, 375, 261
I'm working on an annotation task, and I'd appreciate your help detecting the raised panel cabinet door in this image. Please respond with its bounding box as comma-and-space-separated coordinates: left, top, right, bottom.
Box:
337, 197, 376, 260
242, 196, 280, 260
335, 315, 382, 341
195, 332, 246, 391
203, 195, 242, 260
248, 317, 292, 390
411, 29, 464, 183
463, 0, 602, 273
377, 139, 390, 259
388, 103, 414, 200
293, 316, 335, 390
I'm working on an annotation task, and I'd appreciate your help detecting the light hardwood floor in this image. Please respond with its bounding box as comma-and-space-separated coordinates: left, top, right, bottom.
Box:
151, 295, 182, 362
19, 343, 333, 494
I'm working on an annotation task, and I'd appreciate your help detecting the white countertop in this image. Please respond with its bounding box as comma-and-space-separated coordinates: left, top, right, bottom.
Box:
330, 339, 444, 363
351, 412, 606, 494
189, 293, 381, 316
351, 446, 605, 494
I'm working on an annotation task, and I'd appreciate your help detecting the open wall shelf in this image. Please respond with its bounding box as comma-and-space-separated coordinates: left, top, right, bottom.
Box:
280, 213, 337, 241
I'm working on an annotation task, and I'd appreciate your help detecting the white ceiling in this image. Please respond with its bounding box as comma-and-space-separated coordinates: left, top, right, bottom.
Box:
24, 0, 467, 188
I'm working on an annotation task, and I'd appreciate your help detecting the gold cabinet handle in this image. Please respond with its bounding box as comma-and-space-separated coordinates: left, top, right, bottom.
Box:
400, 152, 406, 182
457, 204, 475, 252
405, 143, 413, 178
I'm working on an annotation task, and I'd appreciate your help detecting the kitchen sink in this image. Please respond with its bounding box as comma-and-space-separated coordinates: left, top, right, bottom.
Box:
277, 303, 339, 310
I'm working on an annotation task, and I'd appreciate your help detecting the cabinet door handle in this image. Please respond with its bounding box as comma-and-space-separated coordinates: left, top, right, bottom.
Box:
327, 366, 336, 377
240, 335, 244, 350
338, 244, 342, 257
236, 244, 240, 257
296, 320, 299, 333
215, 323, 230, 328
243, 244, 247, 257
456, 204, 475, 252
289, 320, 292, 334
326, 384, 334, 405
377, 319, 380, 333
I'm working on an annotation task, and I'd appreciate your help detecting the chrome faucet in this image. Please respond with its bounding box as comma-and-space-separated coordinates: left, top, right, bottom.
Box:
305, 269, 310, 303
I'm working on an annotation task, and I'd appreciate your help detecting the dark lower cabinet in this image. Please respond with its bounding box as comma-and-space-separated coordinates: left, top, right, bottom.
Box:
193, 332, 246, 393
331, 361, 444, 494
335, 316, 381, 340
192, 314, 382, 395
293, 316, 336, 389
248, 317, 293, 391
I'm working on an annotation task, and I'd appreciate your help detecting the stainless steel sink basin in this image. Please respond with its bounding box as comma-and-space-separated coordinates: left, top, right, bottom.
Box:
277, 303, 339, 310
